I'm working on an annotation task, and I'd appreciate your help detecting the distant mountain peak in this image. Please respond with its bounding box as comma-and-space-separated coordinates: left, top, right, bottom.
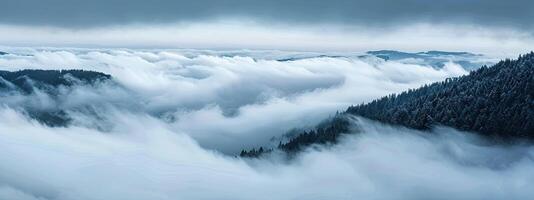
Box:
417, 50, 478, 56
366, 50, 488, 70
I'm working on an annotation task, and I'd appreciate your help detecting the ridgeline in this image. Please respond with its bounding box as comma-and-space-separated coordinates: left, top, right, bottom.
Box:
241, 52, 534, 157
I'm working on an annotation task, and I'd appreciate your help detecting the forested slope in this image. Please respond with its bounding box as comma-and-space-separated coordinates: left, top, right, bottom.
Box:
347, 52, 534, 139
241, 52, 534, 157
0, 69, 110, 93
0, 69, 112, 126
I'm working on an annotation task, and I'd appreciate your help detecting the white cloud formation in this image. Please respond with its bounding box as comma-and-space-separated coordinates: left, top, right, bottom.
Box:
0, 48, 491, 153
0, 22, 533, 56
0, 48, 530, 199
0, 108, 532, 200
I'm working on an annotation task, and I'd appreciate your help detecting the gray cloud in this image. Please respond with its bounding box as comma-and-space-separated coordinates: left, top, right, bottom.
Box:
1, 0, 534, 29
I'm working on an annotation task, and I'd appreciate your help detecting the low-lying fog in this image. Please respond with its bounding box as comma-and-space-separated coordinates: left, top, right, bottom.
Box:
1, 48, 527, 200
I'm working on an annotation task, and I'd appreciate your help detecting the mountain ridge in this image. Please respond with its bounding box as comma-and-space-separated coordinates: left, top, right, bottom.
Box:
0, 69, 112, 126
240, 52, 534, 157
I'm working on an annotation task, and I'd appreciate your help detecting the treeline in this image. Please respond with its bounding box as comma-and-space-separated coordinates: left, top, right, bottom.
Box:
240, 52, 534, 157
240, 114, 351, 157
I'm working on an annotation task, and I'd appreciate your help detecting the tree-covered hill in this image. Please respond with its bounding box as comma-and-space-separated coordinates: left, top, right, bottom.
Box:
348, 52, 534, 139
240, 115, 351, 157
241, 52, 534, 157
0, 69, 112, 126
0, 69, 111, 93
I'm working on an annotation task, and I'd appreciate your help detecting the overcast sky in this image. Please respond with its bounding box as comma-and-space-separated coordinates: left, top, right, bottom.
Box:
1, 0, 533, 52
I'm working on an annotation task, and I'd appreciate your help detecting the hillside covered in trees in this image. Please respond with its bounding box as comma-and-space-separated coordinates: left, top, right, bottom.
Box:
240, 115, 351, 157
241, 52, 534, 157
348, 52, 534, 139
0, 69, 112, 126
0, 69, 111, 93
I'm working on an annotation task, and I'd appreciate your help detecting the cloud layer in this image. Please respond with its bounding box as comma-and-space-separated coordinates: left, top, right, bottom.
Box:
0, 48, 493, 153
2, 0, 534, 30
1, 23, 533, 55
2, 1, 532, 53
0, 109, 533, 200
1, 48, 531, 199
